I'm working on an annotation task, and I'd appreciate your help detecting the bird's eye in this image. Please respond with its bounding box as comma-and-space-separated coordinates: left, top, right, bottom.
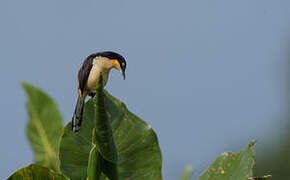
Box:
122, 62, 126, 67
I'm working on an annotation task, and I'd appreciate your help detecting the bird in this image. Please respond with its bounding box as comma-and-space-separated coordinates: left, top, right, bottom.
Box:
72, 51, 126, 132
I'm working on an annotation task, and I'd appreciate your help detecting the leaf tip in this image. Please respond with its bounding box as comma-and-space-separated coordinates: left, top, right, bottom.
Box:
95, 73, 104, 90
248, 140, 257, 148
21, 81, 29, 89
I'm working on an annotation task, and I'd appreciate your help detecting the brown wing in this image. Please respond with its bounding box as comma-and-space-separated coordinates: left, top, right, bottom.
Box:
78, 54, 95, 95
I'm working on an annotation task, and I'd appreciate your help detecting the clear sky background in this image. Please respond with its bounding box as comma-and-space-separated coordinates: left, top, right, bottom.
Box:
1, 1, 290, 179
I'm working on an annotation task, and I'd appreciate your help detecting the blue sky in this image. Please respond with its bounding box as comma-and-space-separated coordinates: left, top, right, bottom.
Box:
1, 1, 290, 179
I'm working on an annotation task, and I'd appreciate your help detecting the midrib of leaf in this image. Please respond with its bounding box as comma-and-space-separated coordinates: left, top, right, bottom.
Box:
29, 103, 56, 168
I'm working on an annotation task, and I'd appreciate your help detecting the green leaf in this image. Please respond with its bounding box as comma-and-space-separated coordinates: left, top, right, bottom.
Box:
100, 158, 118, 180
198, 141, 256, 180
93, 74, 119, 180
93, 74, 119, 163
59, 100, 95, 179
22, 82, 63, 172
86, 130, 101, 180
7, 164, 68, 180
60, 91, 163, 180
179, 165, 193, 180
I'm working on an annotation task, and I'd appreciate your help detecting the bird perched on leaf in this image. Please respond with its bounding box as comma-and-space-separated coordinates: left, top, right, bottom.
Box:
72, 51, 127, 132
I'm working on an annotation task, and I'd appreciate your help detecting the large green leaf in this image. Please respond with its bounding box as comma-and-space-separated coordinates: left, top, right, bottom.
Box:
7, 164, 68, 180
22, 82, 63, 172
60, 91, 163, 180
198, 141, 256, 180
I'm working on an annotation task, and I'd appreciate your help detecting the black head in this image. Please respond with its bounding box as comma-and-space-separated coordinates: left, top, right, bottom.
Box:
95, 51, 127, 79
95, 51, 126, 70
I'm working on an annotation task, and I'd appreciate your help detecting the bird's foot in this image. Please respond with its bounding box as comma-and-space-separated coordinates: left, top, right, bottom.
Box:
88, 90, 96, 98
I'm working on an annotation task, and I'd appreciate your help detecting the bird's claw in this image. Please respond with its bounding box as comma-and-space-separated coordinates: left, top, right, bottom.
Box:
88, 90, 96, 98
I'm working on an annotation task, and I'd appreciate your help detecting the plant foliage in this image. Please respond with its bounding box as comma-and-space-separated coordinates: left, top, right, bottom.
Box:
6, 80, 271, 180
7, 164, 68, 180
198, 141, 258, 180
22, 82, 63, 172
59, 75, 163, 180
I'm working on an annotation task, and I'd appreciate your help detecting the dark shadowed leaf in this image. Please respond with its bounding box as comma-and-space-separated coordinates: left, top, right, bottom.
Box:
60, 91, 162, 180
198, 141, 256, 180
249, 175, 272, 180
22, 82, 63, 172
7, 164, 68, 180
